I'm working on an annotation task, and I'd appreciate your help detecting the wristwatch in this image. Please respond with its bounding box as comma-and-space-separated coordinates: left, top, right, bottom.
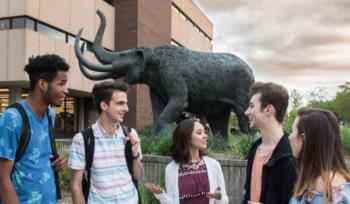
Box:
132, 152, 140, 160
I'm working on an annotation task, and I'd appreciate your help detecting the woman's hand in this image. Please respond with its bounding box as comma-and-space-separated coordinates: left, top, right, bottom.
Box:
144, 183, 164, 194
207, 186, 221, 200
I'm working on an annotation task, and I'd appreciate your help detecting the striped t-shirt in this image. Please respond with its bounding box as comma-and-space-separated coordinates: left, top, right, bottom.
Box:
68, 121, 142, 204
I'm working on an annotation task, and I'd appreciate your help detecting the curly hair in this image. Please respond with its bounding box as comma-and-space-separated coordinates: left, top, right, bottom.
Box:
24, 54, 70, 90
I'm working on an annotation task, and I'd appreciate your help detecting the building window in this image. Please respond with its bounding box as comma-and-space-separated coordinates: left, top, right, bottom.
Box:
37, 22, 66, 42
12, 17, 35, 30
103, 0, 114, 6
53, 96, 78, 138
171, 3, 212, 42
0, 16, 99, 52
0, 19, 10, 30
171, 40, 183, 47
0, 88, 9, 113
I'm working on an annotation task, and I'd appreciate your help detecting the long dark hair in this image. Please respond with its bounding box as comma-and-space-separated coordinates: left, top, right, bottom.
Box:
294, 107, 350, 202
170, 118, 203, 164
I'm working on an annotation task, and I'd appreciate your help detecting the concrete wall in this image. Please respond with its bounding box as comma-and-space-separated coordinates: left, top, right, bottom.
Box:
171, 0, 213, 52
0, 0, 115, 49
0, 0, 115, 93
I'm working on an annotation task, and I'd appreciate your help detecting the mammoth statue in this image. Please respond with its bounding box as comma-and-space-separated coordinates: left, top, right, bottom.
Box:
75, 10, 254, 139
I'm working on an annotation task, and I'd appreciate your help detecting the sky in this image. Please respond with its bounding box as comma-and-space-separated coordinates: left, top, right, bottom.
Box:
193, 0, 350, 98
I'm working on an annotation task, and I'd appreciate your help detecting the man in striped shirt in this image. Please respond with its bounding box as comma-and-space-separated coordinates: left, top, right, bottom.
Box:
69, 80, 142, 204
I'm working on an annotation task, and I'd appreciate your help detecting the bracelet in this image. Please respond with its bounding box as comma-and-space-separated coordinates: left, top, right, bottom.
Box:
132, 152, 140, 160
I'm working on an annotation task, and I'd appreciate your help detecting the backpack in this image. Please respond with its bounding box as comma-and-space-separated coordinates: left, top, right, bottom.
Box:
7, 103, 62, 199
81, 125, 141, 204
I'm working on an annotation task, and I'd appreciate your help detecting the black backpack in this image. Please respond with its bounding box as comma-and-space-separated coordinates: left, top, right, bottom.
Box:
7, 103, 61, 199
81, 125, 141, 204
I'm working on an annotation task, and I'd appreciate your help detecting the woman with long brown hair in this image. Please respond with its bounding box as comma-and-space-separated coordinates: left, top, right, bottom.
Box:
289, 107, 350, 203
145, 118, 229, 204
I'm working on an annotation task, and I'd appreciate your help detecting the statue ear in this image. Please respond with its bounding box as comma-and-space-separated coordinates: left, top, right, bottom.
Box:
133, 50, 145, 72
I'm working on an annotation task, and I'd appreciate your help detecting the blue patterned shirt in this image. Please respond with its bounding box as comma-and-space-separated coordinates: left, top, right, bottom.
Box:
0, 100, 57, 204
290, 182, 350, 204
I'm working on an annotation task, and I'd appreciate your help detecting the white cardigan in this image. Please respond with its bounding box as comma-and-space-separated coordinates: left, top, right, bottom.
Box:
154, 156, 229, 204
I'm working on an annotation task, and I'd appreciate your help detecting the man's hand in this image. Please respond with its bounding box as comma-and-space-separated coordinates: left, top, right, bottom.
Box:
144, 183, 164, 194
51, 154, 67, 171
207, 186, 221, 200
127, 132, 140, 158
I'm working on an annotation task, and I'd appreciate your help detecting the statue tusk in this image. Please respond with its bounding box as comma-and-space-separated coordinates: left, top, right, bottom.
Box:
74, 29, 116, 72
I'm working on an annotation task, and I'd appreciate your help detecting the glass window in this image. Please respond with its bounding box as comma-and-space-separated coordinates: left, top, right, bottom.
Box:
67, 35, 75, 45
171, 5, 180, 14
103, 0, 114, 6
12, 17, 25, 29
53, 96, 78, 138
0, 88, 9, 113
37, 23, 66, 42
25, 18, 35, 30
0, 19, 10, 30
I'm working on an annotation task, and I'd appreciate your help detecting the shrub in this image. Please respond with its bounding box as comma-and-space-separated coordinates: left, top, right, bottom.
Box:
230, 133, 257, 159
283, 109, 297, 134
341, 125, 350, 156
139, 134, 154, 154
154, 132, 173, 156
138, 123, 155, 154
206, 131, 229, 151
59, 168, 71, 191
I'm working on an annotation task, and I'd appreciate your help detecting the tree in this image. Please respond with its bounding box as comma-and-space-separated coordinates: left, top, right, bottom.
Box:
283, 89, 302, 133
333, 82, 350, 123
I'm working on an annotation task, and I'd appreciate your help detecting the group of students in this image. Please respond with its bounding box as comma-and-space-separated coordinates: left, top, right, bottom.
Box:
0, 54, 349, 204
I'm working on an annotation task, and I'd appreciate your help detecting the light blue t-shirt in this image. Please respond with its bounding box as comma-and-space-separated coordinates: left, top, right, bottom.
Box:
290, 182, 350, 204
0, 100, 57, 204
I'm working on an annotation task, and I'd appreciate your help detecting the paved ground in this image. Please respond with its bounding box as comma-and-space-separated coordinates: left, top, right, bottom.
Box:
58, 191, 72, 204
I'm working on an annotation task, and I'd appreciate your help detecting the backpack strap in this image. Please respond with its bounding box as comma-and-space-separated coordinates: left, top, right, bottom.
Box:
122, 126, 141, 204
81, 126, 94, 203
46, 110, 62, 200
8, 103, 62, 199
7, 103, 30, 163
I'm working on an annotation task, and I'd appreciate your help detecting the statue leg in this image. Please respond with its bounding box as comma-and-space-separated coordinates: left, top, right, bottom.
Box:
206, 107, 231, 146
232, 95, 250, 134
153, 97, 188, 137
150, 89, 165, 122
149, 90, 167, 139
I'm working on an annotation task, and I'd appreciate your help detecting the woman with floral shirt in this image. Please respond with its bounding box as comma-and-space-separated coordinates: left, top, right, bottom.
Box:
289, 107, 350, 204
145, 118, 228, 204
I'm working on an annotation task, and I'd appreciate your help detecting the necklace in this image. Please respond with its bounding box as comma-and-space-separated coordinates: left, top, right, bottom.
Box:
190, 158, 201, 163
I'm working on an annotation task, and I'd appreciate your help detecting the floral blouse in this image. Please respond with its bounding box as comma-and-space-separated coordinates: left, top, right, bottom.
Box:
289, 182, 350, 204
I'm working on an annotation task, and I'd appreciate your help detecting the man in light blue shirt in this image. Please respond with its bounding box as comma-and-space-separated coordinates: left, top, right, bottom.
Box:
0, 54, 69, 204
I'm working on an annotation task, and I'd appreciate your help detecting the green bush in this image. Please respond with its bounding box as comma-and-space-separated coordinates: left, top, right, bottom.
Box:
341, 125, 350, 155
138, 123, 176, 156
139, 134, 154, 154
138, 123, 154, 136
59, 168, 71, 191
230, 133, 257, 159
283, 109, 297, 134
154, 133, 173, 156
206, 131, 229, 151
